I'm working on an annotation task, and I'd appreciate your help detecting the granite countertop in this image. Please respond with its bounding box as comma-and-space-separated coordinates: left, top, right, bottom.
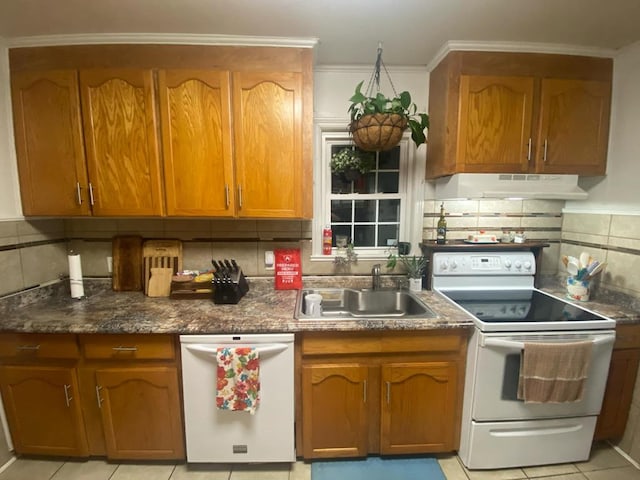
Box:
0, 277, 475, 335
1, 276, 637, 336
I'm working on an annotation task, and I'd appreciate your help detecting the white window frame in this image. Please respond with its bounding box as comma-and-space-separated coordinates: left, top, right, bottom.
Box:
311, 120, 425, 260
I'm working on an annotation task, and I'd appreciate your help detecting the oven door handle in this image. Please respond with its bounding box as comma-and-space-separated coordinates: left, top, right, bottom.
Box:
481, 336, 615, 349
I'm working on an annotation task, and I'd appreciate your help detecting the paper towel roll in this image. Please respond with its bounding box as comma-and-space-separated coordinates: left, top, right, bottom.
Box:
68, 253, 85, 299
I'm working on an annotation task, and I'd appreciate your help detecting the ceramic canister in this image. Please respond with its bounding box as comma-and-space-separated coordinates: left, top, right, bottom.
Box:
567, 276, 590, 302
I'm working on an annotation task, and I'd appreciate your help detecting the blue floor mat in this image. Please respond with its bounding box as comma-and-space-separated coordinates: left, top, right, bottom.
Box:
311, 456, 446, 480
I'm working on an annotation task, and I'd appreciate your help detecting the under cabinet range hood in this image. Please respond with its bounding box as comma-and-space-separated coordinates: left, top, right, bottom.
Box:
432, 174, 588, 200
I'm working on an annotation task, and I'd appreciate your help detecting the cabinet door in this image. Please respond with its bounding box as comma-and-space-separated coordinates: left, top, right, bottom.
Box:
10, 70, 90, 216
95, 366, 184, 460
80, 69, 164, 216
536, 79, 610, 175
302, 363, 370, 458
232, 72, 303, 218
380, 362, 458, 454
458, 75, 535, 173
594, 349, 640, 440
0, 365, 88, 457
158, 70, 235, 216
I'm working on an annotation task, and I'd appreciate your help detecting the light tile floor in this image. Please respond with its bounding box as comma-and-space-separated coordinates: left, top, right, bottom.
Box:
0, 443, 637, 479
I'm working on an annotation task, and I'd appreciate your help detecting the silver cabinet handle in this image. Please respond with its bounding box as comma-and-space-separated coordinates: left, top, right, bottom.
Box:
88, 183, 95, 206
527, 138, 532, 162
16, 344, 40, 351
112, 346, 138, 352
543, 139, 548, 162
237, 185, 243, 208
386, 381, 391, 404
63, 384, 72, 407
363, 380, 367, 404
95, 385, 103, 408
76, 182, 83, 205
225, 184, 230, 209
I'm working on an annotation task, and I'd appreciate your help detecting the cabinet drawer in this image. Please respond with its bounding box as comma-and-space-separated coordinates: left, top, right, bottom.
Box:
79, 334, 175, 360
302, 331, 467, 356
0, 333, 79, 360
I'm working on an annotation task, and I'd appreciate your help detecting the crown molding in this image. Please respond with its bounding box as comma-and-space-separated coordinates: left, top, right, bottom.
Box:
426, 40, 618, 72
7, 33, 319, 49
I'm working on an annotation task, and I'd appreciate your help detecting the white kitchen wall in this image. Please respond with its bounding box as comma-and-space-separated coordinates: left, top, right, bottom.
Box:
0, 40, 22, 220
567, 40, 640, 214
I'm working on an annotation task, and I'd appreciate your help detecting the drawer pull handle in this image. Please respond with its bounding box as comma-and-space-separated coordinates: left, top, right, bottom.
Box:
386, 381, 391, 404
95, 385, 103, 408
63, 384, 72, 407
112, 346, 138, 352
17, 344, 40, 351
363, 380, 367, 404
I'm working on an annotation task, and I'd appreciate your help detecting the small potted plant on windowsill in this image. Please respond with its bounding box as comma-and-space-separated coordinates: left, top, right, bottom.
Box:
386, 252, 428, 292
330, 147, 376, 181
348, 80, 429, 152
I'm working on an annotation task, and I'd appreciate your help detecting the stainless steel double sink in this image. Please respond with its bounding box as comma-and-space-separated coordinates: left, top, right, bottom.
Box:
295, 287, 437, 320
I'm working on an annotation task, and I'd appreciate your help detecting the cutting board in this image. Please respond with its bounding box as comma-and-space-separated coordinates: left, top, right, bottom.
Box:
143, 240, 182, 295
112, 235, 143, 291
147, 267, 173, 297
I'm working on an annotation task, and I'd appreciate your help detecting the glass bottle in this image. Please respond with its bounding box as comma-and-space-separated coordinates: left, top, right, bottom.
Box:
436, 203, 447, 244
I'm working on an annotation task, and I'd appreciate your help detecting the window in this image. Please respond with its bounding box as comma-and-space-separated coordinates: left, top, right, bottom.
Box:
312, 123, 424, 259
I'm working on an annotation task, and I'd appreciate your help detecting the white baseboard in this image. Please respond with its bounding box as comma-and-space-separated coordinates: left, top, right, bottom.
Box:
609, 441, 640, 470
0, 456, 16, 475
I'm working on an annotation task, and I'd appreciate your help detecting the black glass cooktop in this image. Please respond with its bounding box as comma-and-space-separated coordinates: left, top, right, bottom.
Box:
441, 289, 609, 323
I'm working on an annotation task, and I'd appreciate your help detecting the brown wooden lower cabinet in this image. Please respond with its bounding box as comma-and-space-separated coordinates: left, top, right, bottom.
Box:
0, 333, 184, 460
299, 330, 468, 459
0, 365, 89, 457
595, 324, 640, 440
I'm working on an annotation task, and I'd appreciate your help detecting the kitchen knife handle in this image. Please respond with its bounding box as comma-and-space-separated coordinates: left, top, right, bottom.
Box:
526, 138, 532, 162
224, 184, 230, 208
88, 182, 95, 206
237, 185, 243, 208
76, 182, 83, 205
543, 139, 548, 162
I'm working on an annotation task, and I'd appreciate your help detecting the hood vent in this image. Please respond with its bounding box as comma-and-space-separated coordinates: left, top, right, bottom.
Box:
432, 173, 588, 200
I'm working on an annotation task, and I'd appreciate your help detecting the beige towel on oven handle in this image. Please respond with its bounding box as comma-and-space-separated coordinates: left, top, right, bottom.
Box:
517, 340, 593, 403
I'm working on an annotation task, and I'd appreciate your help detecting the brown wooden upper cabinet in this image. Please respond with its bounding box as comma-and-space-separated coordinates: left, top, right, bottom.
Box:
158, 70, 306, 218
426, 51, 613, 179
11, 70, 90, 216
9, 45, 313, 218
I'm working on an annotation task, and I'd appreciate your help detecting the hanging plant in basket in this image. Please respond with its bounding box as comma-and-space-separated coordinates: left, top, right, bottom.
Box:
347, 45, 429, 152
330, 147, 375, 180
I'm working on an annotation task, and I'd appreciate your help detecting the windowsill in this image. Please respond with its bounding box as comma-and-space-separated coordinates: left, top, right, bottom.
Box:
310, 254, 392, 262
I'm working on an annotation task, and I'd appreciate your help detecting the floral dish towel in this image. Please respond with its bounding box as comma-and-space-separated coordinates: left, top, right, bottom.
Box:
216, 347, 260, 414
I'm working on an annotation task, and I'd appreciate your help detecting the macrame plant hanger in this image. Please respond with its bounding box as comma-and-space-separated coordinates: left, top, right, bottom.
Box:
349, 42, 408, 152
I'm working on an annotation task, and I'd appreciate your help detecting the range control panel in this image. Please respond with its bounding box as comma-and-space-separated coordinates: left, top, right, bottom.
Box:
432, 251, 536, 276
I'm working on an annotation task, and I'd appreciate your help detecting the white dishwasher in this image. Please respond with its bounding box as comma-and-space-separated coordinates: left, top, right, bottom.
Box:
180, 333, 295, 463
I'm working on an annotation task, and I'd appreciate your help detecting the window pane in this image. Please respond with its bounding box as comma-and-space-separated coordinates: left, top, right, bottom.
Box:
331, 200, 352, 222
378, 225, 399, 247
378, 172, 399, 193
331, 173, 353, 194
354, 225, 375, 247
379, 199, 400, 222
353, 172, 376, 194
354, 200, 376, 222
331, 225, 351, 246
379, 147, 400, 169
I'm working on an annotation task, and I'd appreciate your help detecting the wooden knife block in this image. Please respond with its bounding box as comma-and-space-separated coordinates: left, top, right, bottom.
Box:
142, 240, 183, 296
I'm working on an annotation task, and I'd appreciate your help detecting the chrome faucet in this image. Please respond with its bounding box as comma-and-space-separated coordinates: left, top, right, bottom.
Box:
371, 264, 381, 290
